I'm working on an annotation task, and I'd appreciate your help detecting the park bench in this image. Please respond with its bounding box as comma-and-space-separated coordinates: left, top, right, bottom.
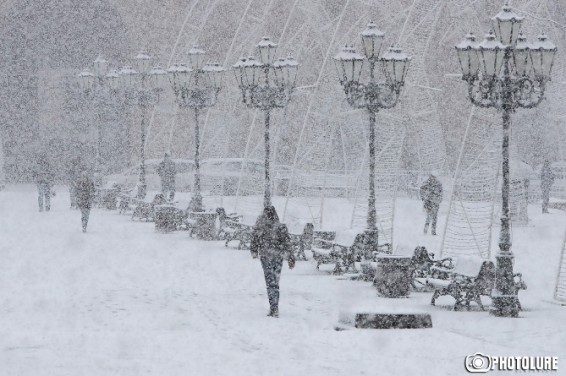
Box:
131, 194, 166, 222
312, 231, 365, 274
429, 256, 495, 310
427, 256, 516, 311
410, 246, 454, 290
131, 198, 155, 221
223, 220, 253, 249
216, 208, 243, 240
116, 186, 137, 214
428, 256, 526, 311
97, 183, 120, 210
118, 193, 134, 214
289, 223, 314, 261
184, 211, 218, 240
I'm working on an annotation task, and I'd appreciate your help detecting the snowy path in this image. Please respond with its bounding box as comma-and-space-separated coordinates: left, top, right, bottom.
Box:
0, 185, 565, 376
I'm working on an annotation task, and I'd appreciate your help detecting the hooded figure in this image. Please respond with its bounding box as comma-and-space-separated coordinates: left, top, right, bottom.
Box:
157, 153, 176, 201
68, 156, 82, 209
250, 206, 295, 317
420, 173, 443, 235
76, 171, 96, 232
33, 155, 55, 212
541, 160, 555, 214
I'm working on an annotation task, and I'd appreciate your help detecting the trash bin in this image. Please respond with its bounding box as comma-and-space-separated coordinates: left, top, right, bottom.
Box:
374, 255, 412, 298
155, 205, 179, 233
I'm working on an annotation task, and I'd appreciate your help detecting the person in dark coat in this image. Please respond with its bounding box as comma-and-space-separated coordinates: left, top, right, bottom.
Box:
76, 171, 96, 232
420, 173, 443, 235
250, 206, 296, 317
541, 160, 555, 214
157, 153, 176, 201
68, 156, 82, 209
33, 155, 55, 212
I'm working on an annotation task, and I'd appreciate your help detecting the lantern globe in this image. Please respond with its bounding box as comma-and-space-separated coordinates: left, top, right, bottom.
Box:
530, 33, 557, 78
119, 66, 139, 89
134, 51, 153, 75
455, 33, 480, 78
148, 65, 167, 90
257, 37, 278, 65
94, 55, 108, 77
513, 32, 531, 77
333, 45, 364, 83
477, 31, 506, 77
361, 21, 386, 60
105, 69, 120, 91
78, 69, 95, 91
381, 46, 411, 85
188, 46, 206, 70
491, 3, 524, 46
232, 57, 247, 88
203, 62, 225, 89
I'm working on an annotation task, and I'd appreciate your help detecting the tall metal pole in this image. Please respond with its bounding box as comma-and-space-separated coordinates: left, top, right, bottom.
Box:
367, 110, 377, 230
95, 77, 104, 176
491, 48, 519, 317
264, 109, 271, 208
365, 109, 379, 251
96, 110, 103, 175
138, 103, 147, 199
189, 106, 203, 211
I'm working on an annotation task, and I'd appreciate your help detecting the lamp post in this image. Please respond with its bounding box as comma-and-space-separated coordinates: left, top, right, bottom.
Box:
455, 2, 556, 317
78, 56, 120, 177
333, 22, 410, 254
233, 37, 299, 208
118, 51, 167, 199
168, 46, 224, 212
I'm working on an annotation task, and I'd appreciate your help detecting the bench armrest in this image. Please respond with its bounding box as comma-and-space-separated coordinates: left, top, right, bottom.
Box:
513, 273, 527, 290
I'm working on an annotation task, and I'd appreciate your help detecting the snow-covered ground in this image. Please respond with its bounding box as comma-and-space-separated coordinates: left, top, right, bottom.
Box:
1, 185, 565, 376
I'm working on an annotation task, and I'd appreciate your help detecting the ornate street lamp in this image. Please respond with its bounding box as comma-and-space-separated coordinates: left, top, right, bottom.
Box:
233, 37, 299, 208
78, 55, 119, 177
333, 22, 410, 255
168, 46, 224, 212
118, 51, 167, 199
455, 2, 556, 317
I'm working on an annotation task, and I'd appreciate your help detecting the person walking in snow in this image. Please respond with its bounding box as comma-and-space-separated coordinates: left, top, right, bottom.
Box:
420, 173, 443, 235
157, 153, 176, 201
33, 155, 55, 212
541, 160, 555, 214
68, 156, 82, 209
250, 206, 295, 317
76, 171, 96, 232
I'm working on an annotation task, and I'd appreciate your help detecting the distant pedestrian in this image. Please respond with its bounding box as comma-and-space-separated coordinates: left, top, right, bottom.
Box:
420, 173, 443, 235
68, 156, 82, 209
157, 153, 176, 201
76, 171, 96, 232
250, 206, 296, 317
33, 155, 55, 212
541, 160, 555, 214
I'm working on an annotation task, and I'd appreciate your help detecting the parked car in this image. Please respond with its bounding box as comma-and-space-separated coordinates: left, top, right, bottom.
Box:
200, 158, 263, 195
104, 159, 195, 192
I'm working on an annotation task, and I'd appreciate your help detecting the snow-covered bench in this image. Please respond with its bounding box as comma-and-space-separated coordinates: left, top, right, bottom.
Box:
131, 194, 167, 222
429, 256, 496, 311
289, 223, 314, 261
312, 231, 363, 274
410, 246, 454, 290
217, 209, 250, 248
216, 207, 243, 242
